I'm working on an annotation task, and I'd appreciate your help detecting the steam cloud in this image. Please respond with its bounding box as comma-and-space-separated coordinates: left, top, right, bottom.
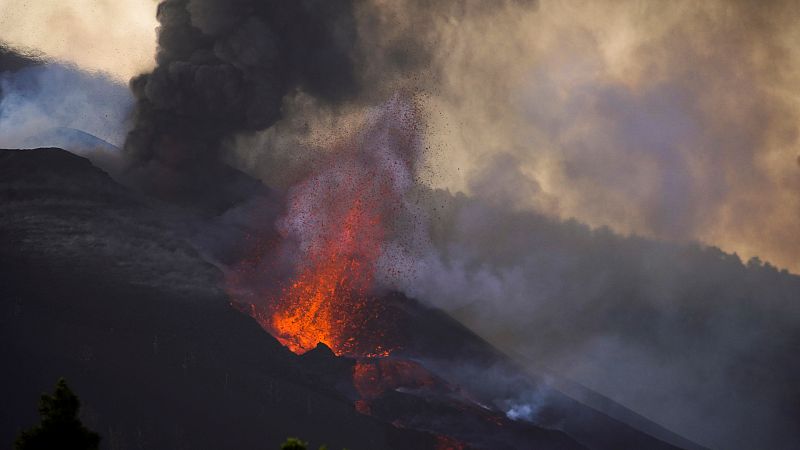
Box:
0, 45, 132, 164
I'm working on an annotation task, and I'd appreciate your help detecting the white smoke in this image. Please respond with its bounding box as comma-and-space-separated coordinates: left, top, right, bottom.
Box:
0, 63, 132, 151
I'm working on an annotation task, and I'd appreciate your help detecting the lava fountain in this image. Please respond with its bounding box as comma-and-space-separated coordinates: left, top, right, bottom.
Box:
270, 165, 392, 356
230, 94, 423, 357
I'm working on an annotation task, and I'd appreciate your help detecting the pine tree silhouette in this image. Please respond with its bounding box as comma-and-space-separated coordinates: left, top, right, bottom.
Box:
281, 437, 308, 450
14, 378, 100, 450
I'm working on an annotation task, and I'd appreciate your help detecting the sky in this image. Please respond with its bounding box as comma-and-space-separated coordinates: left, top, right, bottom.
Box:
0, 0, 157, 81
3, 2, 800, 448
1, 0, 799, 276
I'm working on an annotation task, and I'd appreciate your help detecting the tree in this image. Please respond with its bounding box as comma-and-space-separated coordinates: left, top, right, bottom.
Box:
14, 378, 100, 450
280, 437, 336, 450
281, 438, 308, 450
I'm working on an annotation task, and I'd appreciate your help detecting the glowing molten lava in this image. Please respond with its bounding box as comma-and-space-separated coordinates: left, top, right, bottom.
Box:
435, 436, 466, 450
228, 94, 420, 358
353, 359, 437, 399
270, 187, 389, 356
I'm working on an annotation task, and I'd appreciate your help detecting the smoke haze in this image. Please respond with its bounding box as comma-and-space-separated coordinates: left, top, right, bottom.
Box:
5, 0, 796, 271
0, 63, 132, 150
4, 1, 800, 449
398, 189, 800, 450
217, 3, 800, 448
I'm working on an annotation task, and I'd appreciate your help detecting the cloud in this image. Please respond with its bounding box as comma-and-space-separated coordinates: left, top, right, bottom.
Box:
210, 6, 800, 445
5, 2, 800, 449
224, 0, 800, 272
0, 0, 158, 81
407, 0, 800, 273
0, 63, 133, 150
394, 189, 800, 450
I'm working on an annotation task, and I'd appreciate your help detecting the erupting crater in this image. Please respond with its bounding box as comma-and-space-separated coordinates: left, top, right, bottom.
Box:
228, 95, 422, 358
269, 180, 394, 357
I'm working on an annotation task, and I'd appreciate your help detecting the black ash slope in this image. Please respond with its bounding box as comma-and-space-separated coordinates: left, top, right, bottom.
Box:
0, 148, 702, 449
0, 149, 432, 450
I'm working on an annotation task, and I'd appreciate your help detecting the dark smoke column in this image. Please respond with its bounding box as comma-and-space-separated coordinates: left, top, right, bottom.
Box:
124, 0, 359, 207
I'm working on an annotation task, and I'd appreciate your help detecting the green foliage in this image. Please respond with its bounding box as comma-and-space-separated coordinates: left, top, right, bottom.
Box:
14, 378, 100, 450
280, 437, 338, 450
281, 437, 308, 450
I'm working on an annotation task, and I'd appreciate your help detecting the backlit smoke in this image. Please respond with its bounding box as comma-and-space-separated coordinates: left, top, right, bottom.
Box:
0, 1, 157, 81
123, 0, 360, 200
105, 2, 800, 450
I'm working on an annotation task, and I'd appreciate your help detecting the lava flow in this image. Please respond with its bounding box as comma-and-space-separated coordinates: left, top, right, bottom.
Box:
353, 359, 437, 399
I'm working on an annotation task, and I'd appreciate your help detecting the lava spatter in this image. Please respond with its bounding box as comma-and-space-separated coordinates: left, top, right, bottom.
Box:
229, 94, 424, 357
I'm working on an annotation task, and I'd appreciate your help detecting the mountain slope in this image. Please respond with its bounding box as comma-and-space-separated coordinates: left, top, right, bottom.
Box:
0, 148, 702, 449
0, 148, 434, 450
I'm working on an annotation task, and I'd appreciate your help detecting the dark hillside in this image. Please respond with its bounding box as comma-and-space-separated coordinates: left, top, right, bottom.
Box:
0, 149, 432, 450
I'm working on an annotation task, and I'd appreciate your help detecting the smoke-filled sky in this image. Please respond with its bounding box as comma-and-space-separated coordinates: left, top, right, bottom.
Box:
3, 2, 800, 449
3, 0, 799, 272
0, 0, 158, 81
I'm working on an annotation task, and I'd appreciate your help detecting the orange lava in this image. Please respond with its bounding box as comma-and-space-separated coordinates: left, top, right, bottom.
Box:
353, 359, 437, 399
435, 435, 466, 450
270, 190, 389, 356
354, 399, 372, 415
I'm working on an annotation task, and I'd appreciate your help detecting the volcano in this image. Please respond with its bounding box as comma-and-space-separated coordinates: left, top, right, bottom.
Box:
0, 148, 707, 449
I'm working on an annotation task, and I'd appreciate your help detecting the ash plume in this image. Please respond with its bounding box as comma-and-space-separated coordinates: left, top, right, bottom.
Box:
224, 2, 800, 448
95, 1, 800, 450
123, 0, 536, 201
123, 0, 360, 203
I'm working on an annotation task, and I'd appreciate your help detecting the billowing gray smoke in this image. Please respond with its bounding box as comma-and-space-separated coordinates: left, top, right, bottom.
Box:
124, 0, 360, 202
121, 0, 534, 201
395, 188, 800, 450
7, 2, 794, 450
